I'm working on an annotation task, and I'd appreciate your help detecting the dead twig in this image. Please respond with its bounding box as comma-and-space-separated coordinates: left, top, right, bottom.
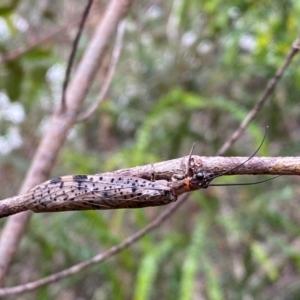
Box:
0, 9, 104, 65
103, 156, 300, 180
0, 155, 299, 219
61, 0, 95, 113
77, 20, 125, 122
217, 34, 300, 156
1, 4, 299, 295
0, 0, 134, 286
0, 195, 188, 296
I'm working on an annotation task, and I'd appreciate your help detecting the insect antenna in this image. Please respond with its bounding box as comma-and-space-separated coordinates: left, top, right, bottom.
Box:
185, 143, 196, 178
193, 126, 279, 188
211, 126, 269, 181
208, 175, 280, 187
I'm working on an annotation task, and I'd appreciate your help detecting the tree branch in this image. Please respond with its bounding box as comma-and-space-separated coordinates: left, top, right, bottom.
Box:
217, 34, 300, 155
0, 0, 134, 286
0, 153, 298, 293
1, 3, 298, 295
102, 155, 300, 179
60, 0, 95, 112
0, 195, 188, 296
0, 9, 103, 65
77, 20, 126, 122
0, 155, 298, 218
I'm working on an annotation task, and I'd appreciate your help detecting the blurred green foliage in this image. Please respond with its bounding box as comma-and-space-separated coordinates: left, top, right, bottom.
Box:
1, 0, 300, 299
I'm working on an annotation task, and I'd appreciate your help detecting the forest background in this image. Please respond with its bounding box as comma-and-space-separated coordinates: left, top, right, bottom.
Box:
1, 0, 300, 299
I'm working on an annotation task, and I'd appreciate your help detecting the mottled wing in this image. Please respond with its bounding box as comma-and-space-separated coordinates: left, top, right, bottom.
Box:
26, 175, 176, 213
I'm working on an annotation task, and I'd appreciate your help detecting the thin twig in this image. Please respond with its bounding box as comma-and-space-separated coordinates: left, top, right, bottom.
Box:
0, 0, 134, 287
0, 155, 299, 219
1, 28, 65, 65
77, 20, 126, 122
60, 0, 94, 113
0, 7, 115, 65
0, 9, 102, 65
0, 195, 188, 296
1, 6, 298, 296
217, 34, 300, 156
214, 33, 300, 282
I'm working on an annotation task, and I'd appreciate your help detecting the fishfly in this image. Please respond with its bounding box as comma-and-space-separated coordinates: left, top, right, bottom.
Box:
26, 174, 177, 213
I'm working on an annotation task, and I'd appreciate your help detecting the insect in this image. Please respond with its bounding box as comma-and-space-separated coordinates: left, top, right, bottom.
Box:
0, 129, 277, 218
26, 174, 177, 213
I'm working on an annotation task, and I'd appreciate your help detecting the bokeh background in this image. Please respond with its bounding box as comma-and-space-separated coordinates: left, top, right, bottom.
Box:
1, 0, 300, 299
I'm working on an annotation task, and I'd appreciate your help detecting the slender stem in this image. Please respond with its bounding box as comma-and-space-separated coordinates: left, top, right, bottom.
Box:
0, 195, 188, 296
60, 0, 94, 113
217, 34, 300, 156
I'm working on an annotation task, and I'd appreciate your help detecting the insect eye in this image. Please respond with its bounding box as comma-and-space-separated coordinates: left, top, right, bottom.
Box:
195, 173, 204, 180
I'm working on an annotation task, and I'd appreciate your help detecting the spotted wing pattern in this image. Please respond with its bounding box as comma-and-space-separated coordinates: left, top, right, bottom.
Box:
26, 175, 177, 213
